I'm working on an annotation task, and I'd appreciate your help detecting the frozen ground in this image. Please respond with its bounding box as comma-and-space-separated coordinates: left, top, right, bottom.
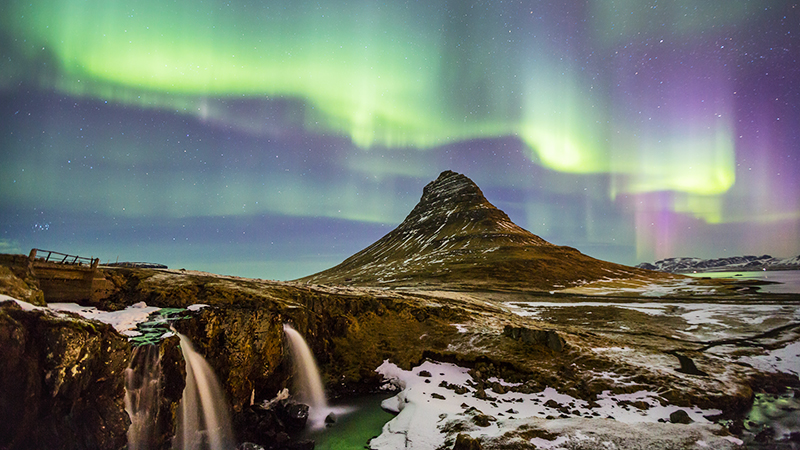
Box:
1, 295, 190, 338
372, 360, 744, 450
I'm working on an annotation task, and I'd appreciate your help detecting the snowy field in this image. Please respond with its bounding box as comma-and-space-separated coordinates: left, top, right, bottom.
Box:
372, 360, 745, 450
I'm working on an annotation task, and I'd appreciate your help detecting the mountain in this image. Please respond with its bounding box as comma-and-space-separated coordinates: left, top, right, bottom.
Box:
637, 255, 800, 273
298, 170, 665, 291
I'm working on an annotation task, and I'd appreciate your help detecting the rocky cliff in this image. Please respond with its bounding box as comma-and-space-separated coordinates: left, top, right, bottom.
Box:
0, 301, 130, 449
299, 171, 670, 290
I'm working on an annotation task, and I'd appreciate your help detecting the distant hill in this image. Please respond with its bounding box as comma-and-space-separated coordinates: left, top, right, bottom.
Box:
298, 170, 670, 291
637, 255, 800, 273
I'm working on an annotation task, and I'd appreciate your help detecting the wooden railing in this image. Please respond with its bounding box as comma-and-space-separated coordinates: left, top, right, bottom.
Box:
29, 248, 99, 269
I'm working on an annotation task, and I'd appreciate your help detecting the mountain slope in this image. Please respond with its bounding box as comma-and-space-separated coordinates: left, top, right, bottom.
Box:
298, 171, 668, 290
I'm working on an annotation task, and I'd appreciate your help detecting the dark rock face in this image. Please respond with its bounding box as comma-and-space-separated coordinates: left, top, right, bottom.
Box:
502, 325, 566, 352
0, 301, 130, 450
298, 170, 663, 291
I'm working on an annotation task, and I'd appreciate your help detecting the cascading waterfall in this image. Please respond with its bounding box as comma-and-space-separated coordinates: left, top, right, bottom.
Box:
125, 344, 162, 450
174, 331, 234, 450
283, 324, 329, 423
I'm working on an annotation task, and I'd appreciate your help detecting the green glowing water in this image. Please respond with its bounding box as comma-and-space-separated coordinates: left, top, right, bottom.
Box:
299, 395, 395, 450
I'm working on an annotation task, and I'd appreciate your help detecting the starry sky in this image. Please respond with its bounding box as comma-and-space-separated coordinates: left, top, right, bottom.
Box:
1, 0, 798, 280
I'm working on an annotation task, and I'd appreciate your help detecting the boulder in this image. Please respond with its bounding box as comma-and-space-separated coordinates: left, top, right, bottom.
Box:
669, 409, 694, 424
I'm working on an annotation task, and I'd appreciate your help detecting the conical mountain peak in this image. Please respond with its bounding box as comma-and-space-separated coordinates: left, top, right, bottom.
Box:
400, 170, 494, 227
299, 170, 648, 290
392, 171, 546, 245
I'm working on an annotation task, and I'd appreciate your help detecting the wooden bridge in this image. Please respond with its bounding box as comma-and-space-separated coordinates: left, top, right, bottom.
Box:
27, 249, 113, 303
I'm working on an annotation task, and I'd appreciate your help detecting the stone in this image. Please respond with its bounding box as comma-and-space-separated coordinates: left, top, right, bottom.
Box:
472, 414, 494, 427
544, 399, 561, 409
669, 409, 694, 424
452, 433, 483, 450
280, 401, 310, 431
671, 353, 709, 377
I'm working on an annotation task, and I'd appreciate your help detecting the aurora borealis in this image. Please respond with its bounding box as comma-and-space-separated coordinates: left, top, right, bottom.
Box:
1, 1, 798, 280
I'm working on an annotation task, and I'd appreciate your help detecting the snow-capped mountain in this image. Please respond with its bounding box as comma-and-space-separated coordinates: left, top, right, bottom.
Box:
298, 170, 668, 290
637, 255, 800, 273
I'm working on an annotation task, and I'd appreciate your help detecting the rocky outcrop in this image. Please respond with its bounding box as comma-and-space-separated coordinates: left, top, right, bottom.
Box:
0, 300, 130, 450
502, 325, 566, 353
299, 170, 672, 291
0, 254, 45, 306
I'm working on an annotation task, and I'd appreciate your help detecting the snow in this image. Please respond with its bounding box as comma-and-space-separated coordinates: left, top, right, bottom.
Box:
530, 435, 570, 449
371, 360, 732, 450
505, 300, 798, 339
1, 296, 162, 337
50, 301, 161, 336
738, 341, 800, 376
2, 294, 45, 311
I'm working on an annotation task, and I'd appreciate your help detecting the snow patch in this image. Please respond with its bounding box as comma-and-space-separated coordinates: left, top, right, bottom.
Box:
49, 302, 161, 336
372, 360, 727, 450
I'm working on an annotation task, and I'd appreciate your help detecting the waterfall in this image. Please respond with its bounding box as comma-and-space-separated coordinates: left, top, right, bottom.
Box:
174, 332, 234, 450
125, 344, 161, 450
283, 324, 328, 422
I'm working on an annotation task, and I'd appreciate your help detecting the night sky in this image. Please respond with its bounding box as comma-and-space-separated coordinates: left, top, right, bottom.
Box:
1, 1, 798, 280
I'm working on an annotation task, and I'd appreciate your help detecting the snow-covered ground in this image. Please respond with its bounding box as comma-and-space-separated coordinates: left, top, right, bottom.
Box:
1, 295, 190, 338
505, 300, 800, 340
371, 360, 744, 449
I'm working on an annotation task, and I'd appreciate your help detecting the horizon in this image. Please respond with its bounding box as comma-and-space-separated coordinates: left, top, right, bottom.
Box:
1, 1, 798, 280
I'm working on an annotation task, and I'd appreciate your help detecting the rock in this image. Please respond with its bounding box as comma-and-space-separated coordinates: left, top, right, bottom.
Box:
284, 441, 315, 450
490, 382, 507, 395
325, 411, 337, 424
239, 443, 266, 450
0, 257, 45, 306
472, 414, 494, 427
755, 426, 774, 443
502, 325, 566, 352
630, 401, 650, 410
669, 409, 694, 424
418, 370, 432, 377
544, 399, 561, 409
671, 353, 709, 377
279, 401, 310, 431
0, 301, 130, 450
432, 392, 446, 400
452, 433, 483, 450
